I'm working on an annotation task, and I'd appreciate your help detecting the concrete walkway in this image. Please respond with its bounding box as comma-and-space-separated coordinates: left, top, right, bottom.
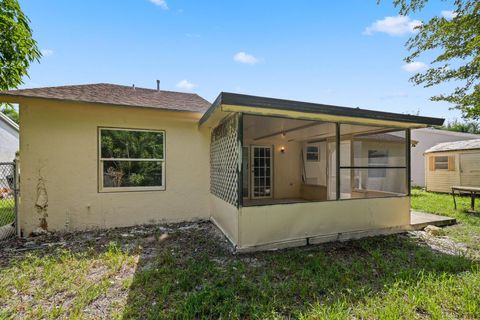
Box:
410, 211, 456, 230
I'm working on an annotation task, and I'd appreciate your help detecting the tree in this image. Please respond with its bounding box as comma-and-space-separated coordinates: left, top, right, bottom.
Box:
443, 119, 480, 134
0, 0, 41, 123
391, 0, 479, 119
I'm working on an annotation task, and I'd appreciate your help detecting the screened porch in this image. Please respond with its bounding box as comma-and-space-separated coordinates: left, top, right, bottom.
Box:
240, 114, 411, 207
203, 92, 442, 251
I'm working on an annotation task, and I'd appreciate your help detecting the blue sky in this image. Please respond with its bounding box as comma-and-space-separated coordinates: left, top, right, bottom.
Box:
19, 0, 460, 121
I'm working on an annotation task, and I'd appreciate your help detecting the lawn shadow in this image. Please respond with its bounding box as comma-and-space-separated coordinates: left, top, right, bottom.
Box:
121, 222, 479, 319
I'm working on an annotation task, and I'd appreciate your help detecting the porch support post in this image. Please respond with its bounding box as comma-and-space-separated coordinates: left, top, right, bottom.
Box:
406, 128, 411, 196
335, 123, 340, 200
237, 113, 244, 208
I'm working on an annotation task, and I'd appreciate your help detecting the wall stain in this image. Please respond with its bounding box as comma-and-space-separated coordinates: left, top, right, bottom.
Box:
35, 176, 48, 231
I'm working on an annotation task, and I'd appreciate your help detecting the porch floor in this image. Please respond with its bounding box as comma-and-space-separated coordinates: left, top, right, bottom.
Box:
243, 198, 309, 206
410, 211, 456, 230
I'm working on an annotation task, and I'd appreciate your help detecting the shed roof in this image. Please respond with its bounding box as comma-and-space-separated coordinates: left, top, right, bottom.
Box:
200, 92, 445, 127
425, 139, 480, 153
0, 83, 211, 113
412, 127, 480, 139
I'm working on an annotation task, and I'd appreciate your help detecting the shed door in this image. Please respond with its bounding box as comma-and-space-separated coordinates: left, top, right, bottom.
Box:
460, 153, 480, 187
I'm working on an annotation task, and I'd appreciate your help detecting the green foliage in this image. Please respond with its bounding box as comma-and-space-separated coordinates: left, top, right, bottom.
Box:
391, 0, 480, 119
0, 0, 41, 91
101, 130, 164, 159
443, 119, 480, 134
101, 129, 164, 187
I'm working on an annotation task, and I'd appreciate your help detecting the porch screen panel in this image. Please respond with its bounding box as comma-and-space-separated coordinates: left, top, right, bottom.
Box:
339, 124, 408, 199
210, 114, 240, 206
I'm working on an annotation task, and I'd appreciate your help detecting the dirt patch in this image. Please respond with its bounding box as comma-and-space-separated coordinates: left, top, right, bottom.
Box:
0, 221, 233, 267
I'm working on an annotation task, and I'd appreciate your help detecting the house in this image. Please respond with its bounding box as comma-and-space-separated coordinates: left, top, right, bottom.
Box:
0, 83, 444, 251
411, 128, 479, 187
0, 111, 19, 162
424, 139, 480, 193
0, 111, 19, 202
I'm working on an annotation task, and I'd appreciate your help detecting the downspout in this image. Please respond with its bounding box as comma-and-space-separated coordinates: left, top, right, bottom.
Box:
237, 113, 243, 250
237, 113, 243, 208
335, 123, 341, 200
406, 128, 411, 195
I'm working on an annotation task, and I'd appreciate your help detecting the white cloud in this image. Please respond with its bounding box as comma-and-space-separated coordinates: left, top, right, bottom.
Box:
176, 79, 197, 90
402, 61, 427, 73
233, 52, 260, 65
441, 10, 457, 20
149, 0, 168, 10
41, 49, 54, 57
363, 15, 421, 36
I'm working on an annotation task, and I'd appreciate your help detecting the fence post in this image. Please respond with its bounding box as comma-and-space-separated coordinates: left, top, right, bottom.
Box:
14, 154, 20, 237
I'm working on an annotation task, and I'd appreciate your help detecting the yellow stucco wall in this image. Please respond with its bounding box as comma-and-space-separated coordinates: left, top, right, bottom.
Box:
238, 196, 410, 250
19, 99, 211, 235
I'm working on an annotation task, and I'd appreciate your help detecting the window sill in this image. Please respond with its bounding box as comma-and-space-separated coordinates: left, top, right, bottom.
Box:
99, 186, 166, 193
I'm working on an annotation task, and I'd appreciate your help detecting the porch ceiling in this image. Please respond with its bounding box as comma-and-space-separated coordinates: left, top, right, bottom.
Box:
199, 92, 445, 129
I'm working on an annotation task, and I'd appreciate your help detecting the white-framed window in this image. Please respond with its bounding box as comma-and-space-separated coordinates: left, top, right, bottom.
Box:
368, 149, 388, 178
434, 156, 449, 170
99, 127, 165, 192
306, 145, 320, 161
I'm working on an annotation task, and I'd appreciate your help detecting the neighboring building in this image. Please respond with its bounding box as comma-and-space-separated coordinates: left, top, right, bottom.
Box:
424, 139, 480, 193
0, 84, 444, 251
0, 111, 19, 162
411, 128, 479, 187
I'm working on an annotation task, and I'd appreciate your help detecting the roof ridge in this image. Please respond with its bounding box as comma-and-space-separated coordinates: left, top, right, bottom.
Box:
0, 83, 211, 113
9, 83, 202, 96
425, 138, 480, 153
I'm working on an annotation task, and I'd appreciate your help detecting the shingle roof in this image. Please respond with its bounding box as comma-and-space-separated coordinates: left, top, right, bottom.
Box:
425, 139, 480, 153
0, 83, 211, 113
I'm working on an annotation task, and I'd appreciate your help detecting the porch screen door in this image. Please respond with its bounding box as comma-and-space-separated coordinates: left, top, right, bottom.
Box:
251, 146, 273, 199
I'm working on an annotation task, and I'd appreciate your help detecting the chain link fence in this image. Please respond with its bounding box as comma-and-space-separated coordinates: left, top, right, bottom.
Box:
0, 162, 17, 240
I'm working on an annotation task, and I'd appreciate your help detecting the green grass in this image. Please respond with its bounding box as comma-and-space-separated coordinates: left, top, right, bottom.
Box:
0, 242, 137, 319
0, 198, 15, 227
411, 188, 480, 252
0, 190, 479, 319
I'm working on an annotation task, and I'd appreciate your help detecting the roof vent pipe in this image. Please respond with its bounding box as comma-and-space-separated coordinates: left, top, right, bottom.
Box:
156, 80, 160, 92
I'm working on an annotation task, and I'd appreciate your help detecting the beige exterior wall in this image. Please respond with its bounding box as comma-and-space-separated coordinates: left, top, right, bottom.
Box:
272, 141, 302, 199
425, 150, 480, 193
19, 99, 210, 235
238, 196, 410, 250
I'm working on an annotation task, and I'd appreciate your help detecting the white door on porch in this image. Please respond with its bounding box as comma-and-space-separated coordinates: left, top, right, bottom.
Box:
251, 145, 273, 199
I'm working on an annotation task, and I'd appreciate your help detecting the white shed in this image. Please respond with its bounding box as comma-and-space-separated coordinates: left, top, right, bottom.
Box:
424, 139, 480, 193
411, 128, 479, 187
